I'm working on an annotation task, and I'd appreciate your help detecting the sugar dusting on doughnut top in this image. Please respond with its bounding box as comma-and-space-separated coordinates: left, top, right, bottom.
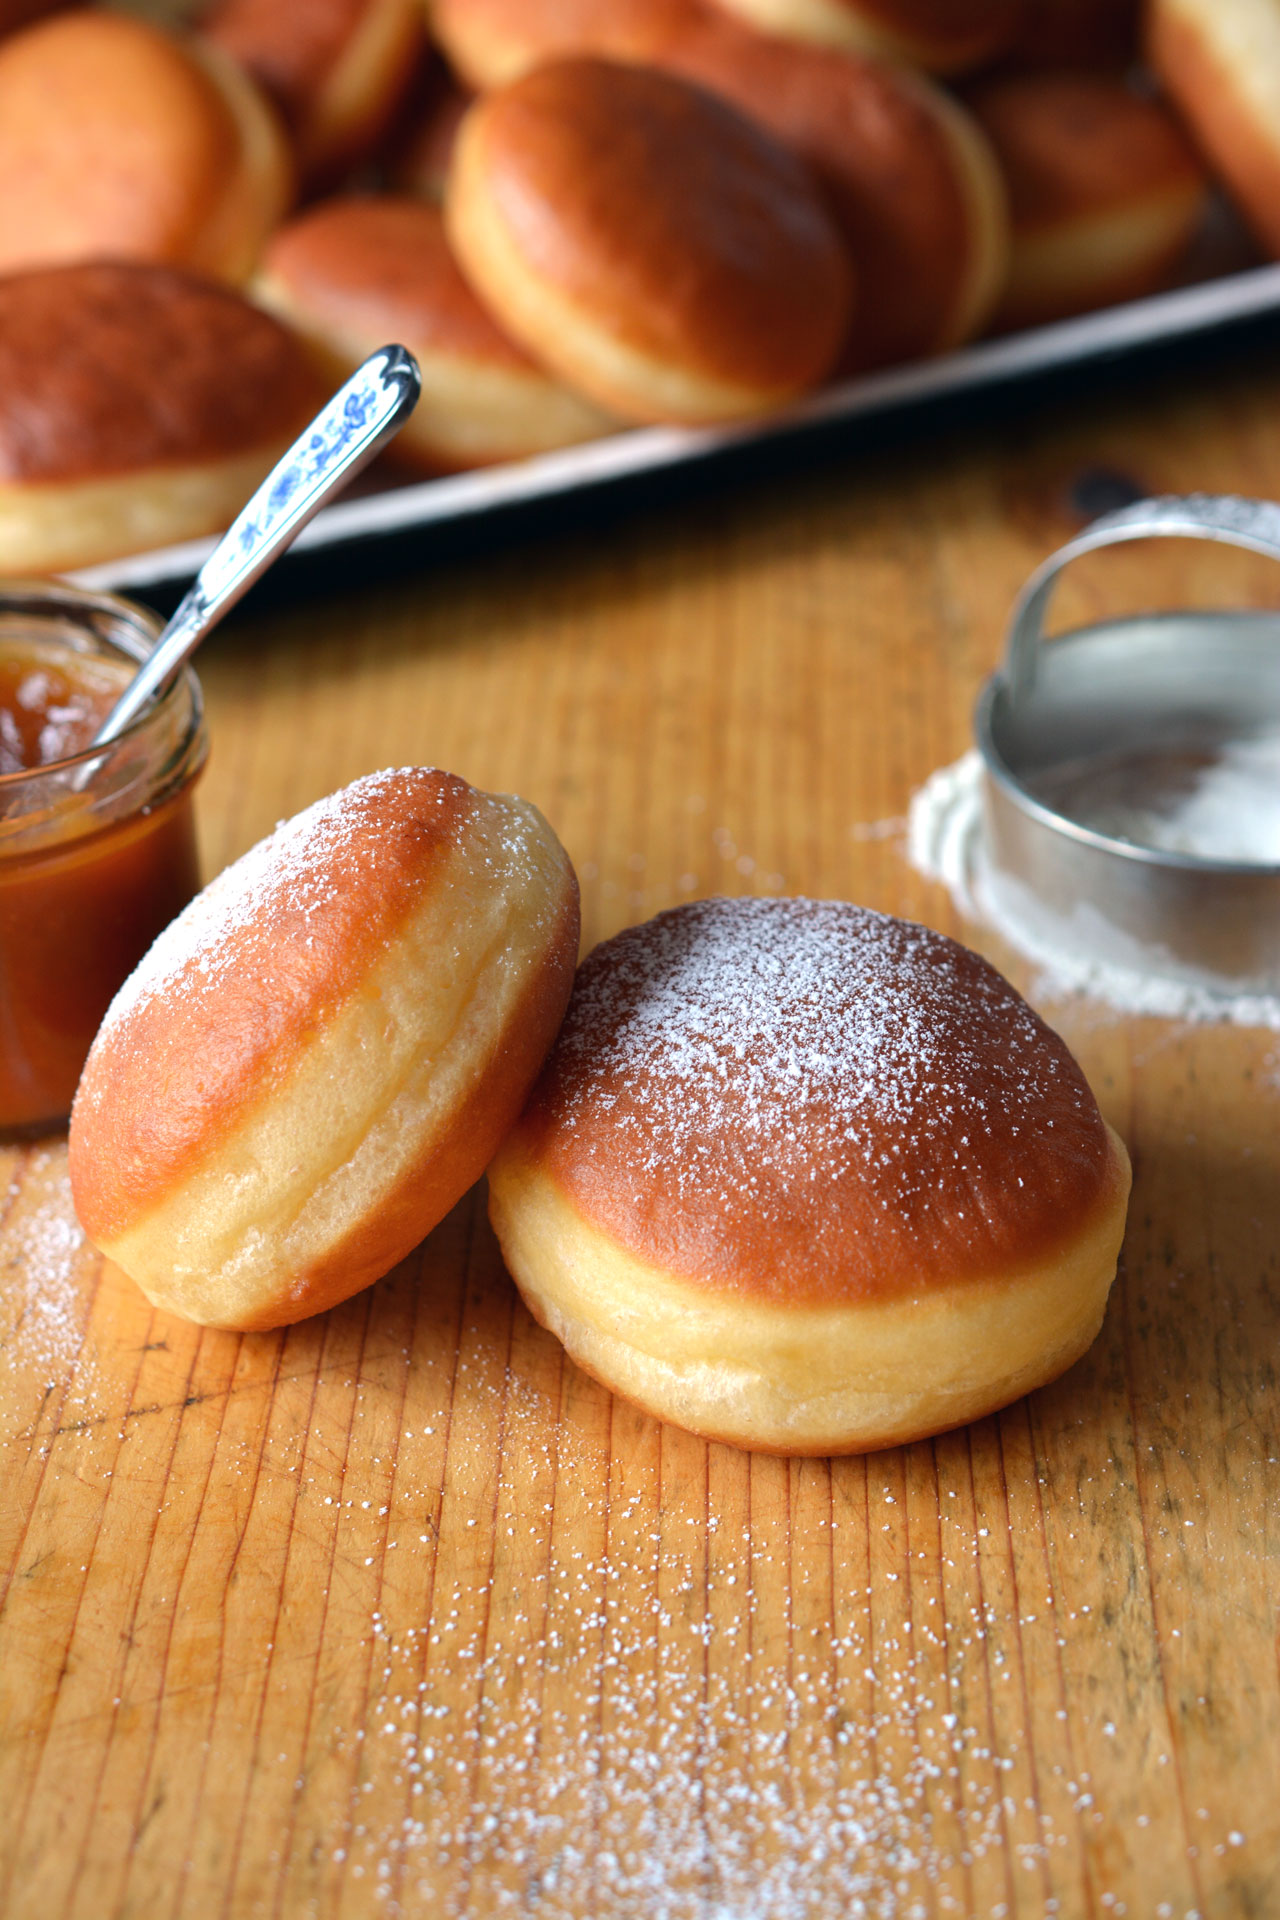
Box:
72, 768, 565, 1231
99, 769, 453, 1036
533, 896, 1117, 1301
98, 767, 555, 1040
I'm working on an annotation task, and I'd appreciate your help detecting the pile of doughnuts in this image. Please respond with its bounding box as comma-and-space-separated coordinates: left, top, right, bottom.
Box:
68, 772, 1131, 1454
0, 0, 1272, 572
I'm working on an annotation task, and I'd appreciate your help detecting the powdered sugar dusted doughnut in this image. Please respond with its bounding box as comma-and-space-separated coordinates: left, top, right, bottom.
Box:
70, 768, 579, 1332
488, 897, 1130, 1454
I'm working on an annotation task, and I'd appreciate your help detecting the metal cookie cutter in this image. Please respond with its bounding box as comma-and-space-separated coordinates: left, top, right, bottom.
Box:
975, 493, 1280, 990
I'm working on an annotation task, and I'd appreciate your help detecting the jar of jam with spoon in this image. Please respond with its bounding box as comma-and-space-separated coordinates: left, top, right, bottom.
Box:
0, 582, 206, 1136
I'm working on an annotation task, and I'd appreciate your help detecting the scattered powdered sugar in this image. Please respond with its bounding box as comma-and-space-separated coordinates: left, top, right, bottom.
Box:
1034, 732, 1280, 865
6, 1182, 1241, 1914
546, 897, 1095, 1256
337, 1560, 1020, 1919
253, 1358, 1183, 1920
0, 1144, 93, 1387
907, 752, 1280, 1030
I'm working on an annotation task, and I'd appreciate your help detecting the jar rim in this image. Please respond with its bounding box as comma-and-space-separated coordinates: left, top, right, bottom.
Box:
0, 577, 202, 789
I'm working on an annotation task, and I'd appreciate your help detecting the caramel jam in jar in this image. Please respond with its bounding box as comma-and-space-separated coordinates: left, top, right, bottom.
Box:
0, 585, 207, 1135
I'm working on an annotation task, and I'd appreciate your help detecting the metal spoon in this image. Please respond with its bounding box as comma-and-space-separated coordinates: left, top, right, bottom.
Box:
90, 343, 421, 750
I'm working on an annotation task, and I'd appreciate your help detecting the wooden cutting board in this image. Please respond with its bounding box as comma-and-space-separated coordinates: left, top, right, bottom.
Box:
2, 358, 1278, 1918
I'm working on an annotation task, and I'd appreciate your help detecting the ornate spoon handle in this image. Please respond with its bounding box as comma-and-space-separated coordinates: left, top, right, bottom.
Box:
92, 344, 420, 749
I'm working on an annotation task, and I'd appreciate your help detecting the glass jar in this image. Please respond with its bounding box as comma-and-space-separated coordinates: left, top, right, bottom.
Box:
0, 582, 207, 1136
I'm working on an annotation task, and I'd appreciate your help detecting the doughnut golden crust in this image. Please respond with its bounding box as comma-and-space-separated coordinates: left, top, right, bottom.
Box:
488, 898, 1131, 1455
705, 0, 1021, 74
0, 262, 322, 575
203, 0, 424, 184
652, 15, 1008, 366
968, 73, 1207, 330
445, 59, 854, 425
427, 0, 691, 91
255, 196, 613, 471
69, 769, 580, 1333
1148, 0, 1280, 260
0, 10, 292, 283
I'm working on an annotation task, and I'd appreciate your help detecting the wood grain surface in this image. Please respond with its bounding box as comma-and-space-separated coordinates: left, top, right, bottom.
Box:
2, 356, 1278, 1919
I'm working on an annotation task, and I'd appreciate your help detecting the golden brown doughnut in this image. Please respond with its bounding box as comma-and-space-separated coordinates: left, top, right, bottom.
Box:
1148, 0, 1280, 260
488, 897, 1131, 1455
704, 0, 1022, 74
255, 195, 613, 471
0, 261, 323, 576
69, 768, 580, 1333
202, 0, 424, 184
968, 73, 1207, 330
0, 10, 292, 284
445, 58, 855, 425
427, 0, 693, 91
652, 13, 1008, 366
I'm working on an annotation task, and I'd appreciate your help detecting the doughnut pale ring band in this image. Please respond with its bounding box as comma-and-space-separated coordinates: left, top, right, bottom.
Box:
69, 769, 580, 1332
705, 0, 1021, 74
488, 897, 1131, 1455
